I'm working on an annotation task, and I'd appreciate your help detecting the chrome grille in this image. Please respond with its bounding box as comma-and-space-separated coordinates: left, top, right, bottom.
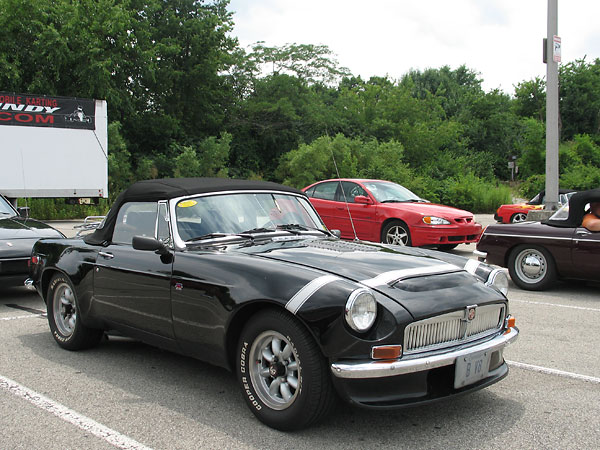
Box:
404, 304, 505, 354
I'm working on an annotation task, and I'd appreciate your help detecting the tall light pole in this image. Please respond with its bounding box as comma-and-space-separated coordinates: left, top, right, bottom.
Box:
545, 0, 560, 210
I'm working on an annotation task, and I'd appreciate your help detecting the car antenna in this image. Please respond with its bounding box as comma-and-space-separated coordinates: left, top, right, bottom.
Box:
330, 149, 359, 241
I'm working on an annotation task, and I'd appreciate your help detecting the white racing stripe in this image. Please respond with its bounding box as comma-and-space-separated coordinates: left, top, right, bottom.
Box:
360, 264, 456, 288
0, 375, 153, 450
511, 299, 600, 312
507, 361, 600, 384
0, 314, 46, 321
286, 275, 342, 314
463, 258, 481, 275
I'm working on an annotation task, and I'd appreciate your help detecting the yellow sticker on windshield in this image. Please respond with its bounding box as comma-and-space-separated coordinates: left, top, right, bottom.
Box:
178, 200, 197, 208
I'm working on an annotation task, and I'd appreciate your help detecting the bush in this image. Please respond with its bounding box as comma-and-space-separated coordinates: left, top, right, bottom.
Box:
433, 173, 512, 213
18, 198, 110, 221
560, 164, 600, 191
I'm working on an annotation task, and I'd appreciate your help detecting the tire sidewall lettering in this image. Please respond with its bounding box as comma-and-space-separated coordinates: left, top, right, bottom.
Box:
239, 343, 262, 411
48, 275, 74, 343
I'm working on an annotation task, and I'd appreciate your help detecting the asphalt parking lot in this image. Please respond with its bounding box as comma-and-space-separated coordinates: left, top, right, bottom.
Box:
1, 217, 599, 449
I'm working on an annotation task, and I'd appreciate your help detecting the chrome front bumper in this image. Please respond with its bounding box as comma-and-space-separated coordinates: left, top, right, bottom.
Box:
473, 250, 487, 262
24, 278, 35, 290
330, 326, 519, 379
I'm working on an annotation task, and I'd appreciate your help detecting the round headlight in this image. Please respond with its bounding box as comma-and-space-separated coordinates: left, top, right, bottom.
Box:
486, 269, 509, 296
345, 288, 377, 332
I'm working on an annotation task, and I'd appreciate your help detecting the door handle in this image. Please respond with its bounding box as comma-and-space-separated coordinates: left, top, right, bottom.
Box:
98, 251, 114, 259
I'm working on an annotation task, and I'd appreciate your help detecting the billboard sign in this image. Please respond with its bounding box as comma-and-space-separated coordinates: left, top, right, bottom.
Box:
0, 92, 96, 130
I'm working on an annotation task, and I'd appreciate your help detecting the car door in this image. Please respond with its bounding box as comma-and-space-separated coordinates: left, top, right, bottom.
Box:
306, 181, 345, 233
337, 181, 379, 241
571, 227, 600, 279
93, 200, 175, 340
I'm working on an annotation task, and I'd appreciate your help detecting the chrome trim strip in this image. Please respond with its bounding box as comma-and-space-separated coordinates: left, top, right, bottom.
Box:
94, 264, 172, 279
330, 327, 519, 379
286, 275, 342, 314
359, 264, 457, 287
482, 232, 572, 241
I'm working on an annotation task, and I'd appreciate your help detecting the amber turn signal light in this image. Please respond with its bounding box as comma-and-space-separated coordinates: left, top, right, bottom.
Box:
507, 316, 516, 328
371, 345, 402, 360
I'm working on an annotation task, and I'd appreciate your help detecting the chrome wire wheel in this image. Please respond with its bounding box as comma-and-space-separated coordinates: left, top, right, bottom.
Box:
511, 213, 528, 223
249, 330, 300, 411
385, 225, 409, 246
52, 282, 77, 337
514, 248, 547, 284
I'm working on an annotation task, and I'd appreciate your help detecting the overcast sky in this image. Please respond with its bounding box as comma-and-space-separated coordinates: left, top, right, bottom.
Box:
226, 1, 600, 93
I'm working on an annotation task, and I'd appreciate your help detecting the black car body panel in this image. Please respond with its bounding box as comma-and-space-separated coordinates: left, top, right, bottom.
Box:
0, 195, 64, 286
28, 178, 518, 428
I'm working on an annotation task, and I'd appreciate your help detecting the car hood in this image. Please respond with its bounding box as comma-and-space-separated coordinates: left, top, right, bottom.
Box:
240, 237, 503, 320
380, 202, 474, 219
0, 217, 63, 258
0, 217, 63, 240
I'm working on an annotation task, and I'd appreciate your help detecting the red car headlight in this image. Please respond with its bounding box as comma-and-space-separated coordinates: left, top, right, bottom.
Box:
423, 216, 451, 225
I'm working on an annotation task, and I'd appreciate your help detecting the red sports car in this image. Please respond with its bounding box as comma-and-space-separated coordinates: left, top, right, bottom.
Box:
494, 189, 576, 224
303, 179, 482, 249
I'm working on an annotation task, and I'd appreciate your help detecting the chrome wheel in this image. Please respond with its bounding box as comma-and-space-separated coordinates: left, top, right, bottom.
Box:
511, 213, 528, 223
384, 225, 409, 246
514, 248, 546, 284
249, 330, 300, 411
53, 282, 77, 337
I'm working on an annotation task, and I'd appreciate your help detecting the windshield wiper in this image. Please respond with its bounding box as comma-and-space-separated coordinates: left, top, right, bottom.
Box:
277, 224, 331, 236
240, 227, 276, 234
382, 199, 423, 203
185, 233, 253, 243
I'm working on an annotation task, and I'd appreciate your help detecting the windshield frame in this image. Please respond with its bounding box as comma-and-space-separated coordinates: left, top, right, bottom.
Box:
169, 190, 327, 249
0, 195, 18, 217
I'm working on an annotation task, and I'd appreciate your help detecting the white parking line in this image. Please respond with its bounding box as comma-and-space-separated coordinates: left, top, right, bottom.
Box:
511, 299, 600, 312
0, 314, 46, 321
0, 375, 153, 450
507, 361, 600, 384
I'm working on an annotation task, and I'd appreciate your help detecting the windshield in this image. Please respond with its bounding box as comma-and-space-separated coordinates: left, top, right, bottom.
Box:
362, 181, 422, 203
174, 192, 326, 242
0, 196, 17, 216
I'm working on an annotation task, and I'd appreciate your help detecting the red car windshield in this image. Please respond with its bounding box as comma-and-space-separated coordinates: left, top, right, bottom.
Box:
363, 181, 423, 203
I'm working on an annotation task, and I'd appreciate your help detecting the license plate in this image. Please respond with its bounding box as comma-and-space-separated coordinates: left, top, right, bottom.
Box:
454, 350, 491, 389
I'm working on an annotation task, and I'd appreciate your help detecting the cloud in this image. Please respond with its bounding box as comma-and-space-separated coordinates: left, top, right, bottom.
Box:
227, 0, 599, 92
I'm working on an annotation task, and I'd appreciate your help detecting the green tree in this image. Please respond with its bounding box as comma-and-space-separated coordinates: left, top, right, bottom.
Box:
513, 77, 546, 121
559, 58, 600, 140
107, 122, 133, 199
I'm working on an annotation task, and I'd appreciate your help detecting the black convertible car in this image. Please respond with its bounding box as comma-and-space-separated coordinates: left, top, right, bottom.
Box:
28, 178, 518, 430
0, 194, 64, 287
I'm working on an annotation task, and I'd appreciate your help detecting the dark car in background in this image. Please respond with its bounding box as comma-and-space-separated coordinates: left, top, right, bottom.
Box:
0, 194, 64, 287
478, 189, 600, 290
303, 179, 482, 250
28, 178, 517, 430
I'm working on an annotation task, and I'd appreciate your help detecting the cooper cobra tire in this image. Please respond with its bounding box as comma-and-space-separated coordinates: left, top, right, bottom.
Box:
510, 213, 528, 223
236, 309, 336, 430
381, 220, 411, 246
507, 245, 557, 291
47, 274, 103, 350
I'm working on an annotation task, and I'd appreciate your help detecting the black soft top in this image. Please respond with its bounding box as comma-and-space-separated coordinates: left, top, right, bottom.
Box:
84, 177, 303, 245
544, 188, 600, 228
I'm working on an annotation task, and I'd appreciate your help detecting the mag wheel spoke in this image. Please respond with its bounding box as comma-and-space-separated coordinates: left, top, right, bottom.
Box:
249, 330, 301, 410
